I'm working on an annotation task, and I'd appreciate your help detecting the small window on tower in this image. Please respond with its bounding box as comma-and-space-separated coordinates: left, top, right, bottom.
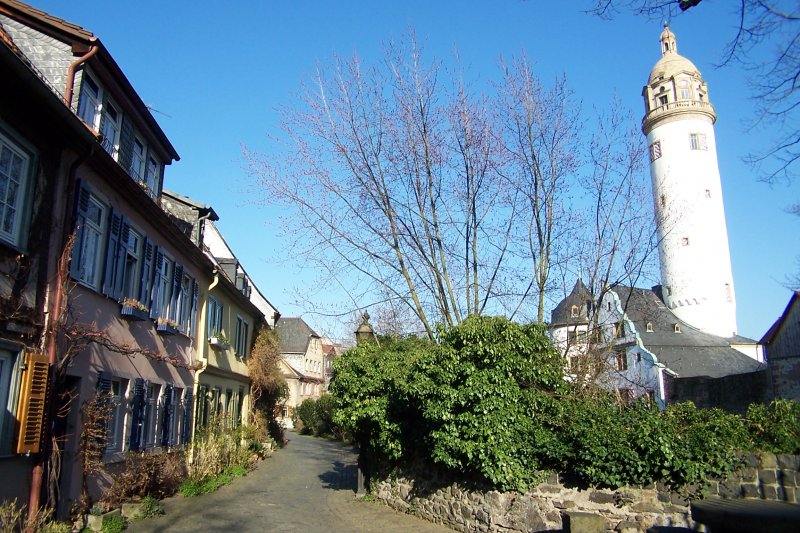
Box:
705, 189, 711, 198
570, 305, 579, 318
666, 286, 672, 296
678, 79, 691, 99
649, 141, 662, 162
690, 133, 708, 150
674, 323, 682, 333
658, 95, 668, 106
660, 194, 666, 207
646, 322, 653, 333
681, 237, 690, 246
725, 283, 732, 303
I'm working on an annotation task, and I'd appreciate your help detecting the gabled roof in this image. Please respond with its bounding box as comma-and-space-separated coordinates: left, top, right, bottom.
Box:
613, 286, 763, 379
0, 0, 179, 162
761, 291, 800, 345
275, 317, 320, 354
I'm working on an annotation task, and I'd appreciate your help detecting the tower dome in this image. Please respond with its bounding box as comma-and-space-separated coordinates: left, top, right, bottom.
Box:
642, 23, 715, 135
642, 25, 738, 338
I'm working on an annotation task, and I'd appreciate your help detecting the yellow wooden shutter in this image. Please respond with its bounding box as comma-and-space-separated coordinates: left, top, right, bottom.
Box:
15, 352, 49, 454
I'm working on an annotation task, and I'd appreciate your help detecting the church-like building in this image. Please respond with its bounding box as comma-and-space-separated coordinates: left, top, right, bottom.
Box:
550, 25, 765, 410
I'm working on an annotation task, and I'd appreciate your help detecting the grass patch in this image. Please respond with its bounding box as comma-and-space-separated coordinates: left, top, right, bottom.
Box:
178, 465, 249, 497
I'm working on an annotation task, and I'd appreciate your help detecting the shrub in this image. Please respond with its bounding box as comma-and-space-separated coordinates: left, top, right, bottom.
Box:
104, 451, 187, 506
100, 514, 127, 533
746, 399, 800, 454
410, 316, 566, 491
188, 415, 254, 479
133, 496, 164, 519
295, 398, 318, 435
0, 499, 67, 533
331, 336, 432, 461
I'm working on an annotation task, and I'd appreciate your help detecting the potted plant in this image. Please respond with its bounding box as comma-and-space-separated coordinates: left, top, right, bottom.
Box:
208, 332, 231, 350
156, 317, 180, 335
120, 298, 149, 321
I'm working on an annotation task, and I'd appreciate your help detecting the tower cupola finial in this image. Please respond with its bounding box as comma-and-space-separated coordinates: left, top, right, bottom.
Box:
660, 22, 677, 56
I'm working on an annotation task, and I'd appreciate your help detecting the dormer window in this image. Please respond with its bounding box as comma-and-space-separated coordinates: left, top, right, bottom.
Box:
130, 138, 146, 181
100, 101, 120, 159
674, 323, 681, 333
646, 322, 653, 332
144, 156, 160, 198
570, 305, 579, 318
78, 74, 101, 128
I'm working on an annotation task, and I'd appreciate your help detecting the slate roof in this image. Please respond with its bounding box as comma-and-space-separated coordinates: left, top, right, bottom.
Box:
551, 279, 593, 327
275, 317, 320, 354
613, 286, 763, 379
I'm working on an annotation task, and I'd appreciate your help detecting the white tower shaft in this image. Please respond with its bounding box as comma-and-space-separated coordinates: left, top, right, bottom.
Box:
642, 25, 738, 337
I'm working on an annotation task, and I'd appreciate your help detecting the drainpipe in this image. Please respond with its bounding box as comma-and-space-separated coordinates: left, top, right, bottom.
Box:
188, 267, 219, 459
28, 147, 94, 521
64, 42, 99, 109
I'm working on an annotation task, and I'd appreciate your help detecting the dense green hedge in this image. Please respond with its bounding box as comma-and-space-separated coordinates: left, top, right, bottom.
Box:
330, 315, 800, 491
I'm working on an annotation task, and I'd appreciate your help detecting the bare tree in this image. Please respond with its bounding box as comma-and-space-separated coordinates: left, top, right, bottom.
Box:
499, 56, 582, 323
245, 37, 539, 338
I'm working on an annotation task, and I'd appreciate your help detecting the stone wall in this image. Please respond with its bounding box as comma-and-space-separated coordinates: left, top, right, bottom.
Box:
371, 452, 800, 532
666, 369, 771, 413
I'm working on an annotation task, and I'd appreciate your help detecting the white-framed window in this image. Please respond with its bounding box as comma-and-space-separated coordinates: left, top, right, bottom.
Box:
678, 79, 691, 100
144, 156, 160, 197
208, 296, 223, 336
106, 379, 125, 452
144, 382, 160, 449
72, 188, 107, 289
570, 305, 579, 318
646, 322, 654, 333
689, 133, 708, 151
130, 137, 146, 181
0, 132, 31, 247
0, 349, 21, 456
122, 226, 143, 300
157, 255, 174, 319
77, 73, 102, 128
234, 316, 249, 357
100, 100, 121, 160
177, 274, 193, 333
649, 140, 661, 162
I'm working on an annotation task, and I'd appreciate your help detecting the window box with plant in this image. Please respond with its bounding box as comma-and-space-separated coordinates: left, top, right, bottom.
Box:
208, 332, 231, 350
120, 298, 149, 321
156, 318, 180, 335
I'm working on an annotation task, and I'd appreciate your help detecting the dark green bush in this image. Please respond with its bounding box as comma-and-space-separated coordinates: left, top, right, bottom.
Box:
329, 315, 800, 493
410, 316, 566, 491
746, 399, 800, 454
295, 398, 319, 435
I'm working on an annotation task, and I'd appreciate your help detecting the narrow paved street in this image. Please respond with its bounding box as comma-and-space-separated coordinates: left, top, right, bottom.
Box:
128, 432, 453, 532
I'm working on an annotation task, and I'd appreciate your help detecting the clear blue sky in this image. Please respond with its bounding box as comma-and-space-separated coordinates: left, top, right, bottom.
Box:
31, 0, 799, 341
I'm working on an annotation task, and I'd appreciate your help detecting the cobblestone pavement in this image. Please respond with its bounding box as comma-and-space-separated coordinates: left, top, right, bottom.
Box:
127, 432, 453, 532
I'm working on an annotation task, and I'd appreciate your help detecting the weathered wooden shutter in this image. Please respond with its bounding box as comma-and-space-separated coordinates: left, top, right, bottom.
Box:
161, 384, 173, 447
128, 378, 145, 451
149, 248, 163, 319
69, 181, 91, 280
181, 389, 193, 444
138, 238, 153, 307
95, 372, 112, 447
15, 352, 49, 455
101, 210, 122, 298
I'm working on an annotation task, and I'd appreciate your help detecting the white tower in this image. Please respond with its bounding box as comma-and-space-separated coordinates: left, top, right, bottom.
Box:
642, 24, 737, 337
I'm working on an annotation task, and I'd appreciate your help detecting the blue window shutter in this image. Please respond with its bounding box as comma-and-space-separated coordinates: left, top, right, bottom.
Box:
69, 181, 91, 280
95, 371, 112, 446
138, 238, 153, 308
181, 389, 193, 444
161, 384, 173, 447
150, 248, 163, 319
101, 210, 122, 297
128, 378, 145, 451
